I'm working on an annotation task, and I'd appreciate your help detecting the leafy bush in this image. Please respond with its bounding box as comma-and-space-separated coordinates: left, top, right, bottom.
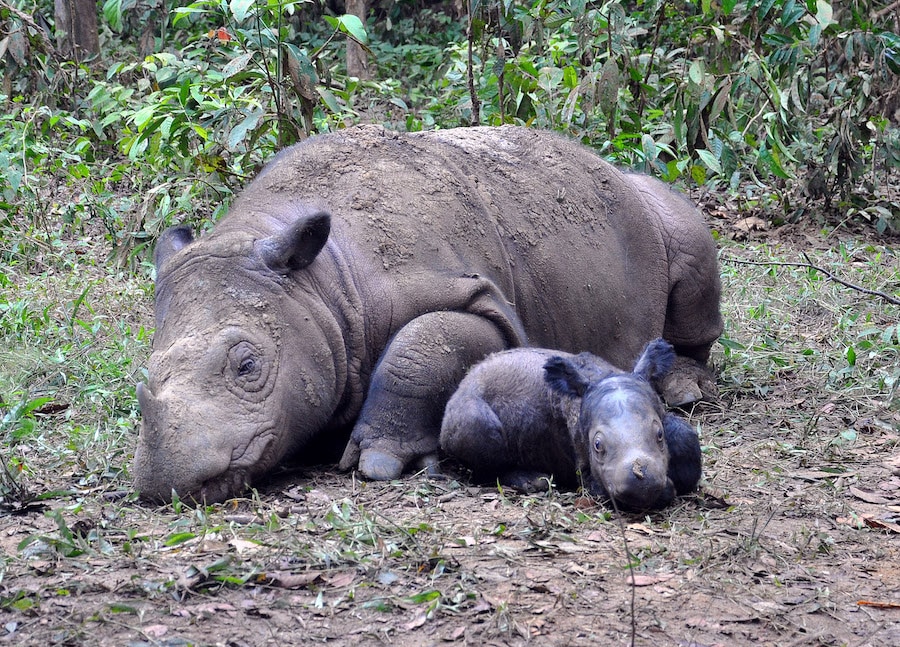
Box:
1, 0, 899, 246
428, 0, 900, 232
1, 0, 375, 260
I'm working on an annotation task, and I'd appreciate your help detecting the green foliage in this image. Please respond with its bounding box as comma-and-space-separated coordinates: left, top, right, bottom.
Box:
413, 0, 898, 231
3, 0, 899, 237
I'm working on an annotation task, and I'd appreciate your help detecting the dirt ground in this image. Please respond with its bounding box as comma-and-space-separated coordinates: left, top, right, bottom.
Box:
1, 222, 899, 646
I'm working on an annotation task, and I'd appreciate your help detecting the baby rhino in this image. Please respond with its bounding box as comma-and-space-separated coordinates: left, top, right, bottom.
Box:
440, 339, 702, 510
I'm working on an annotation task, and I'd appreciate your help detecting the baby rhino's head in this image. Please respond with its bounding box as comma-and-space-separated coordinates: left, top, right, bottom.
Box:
545, 339, 675, 510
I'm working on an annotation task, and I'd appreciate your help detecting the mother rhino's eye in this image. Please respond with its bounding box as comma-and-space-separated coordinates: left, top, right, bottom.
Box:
238, 357, 257, 377
227, 341, 265, 388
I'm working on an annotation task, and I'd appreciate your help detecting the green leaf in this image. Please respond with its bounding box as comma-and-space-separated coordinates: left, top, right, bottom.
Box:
718, 337, 746, 351
131, 104, 157, 130
223, 51, 254, 79
407, 590, 442, 604
758, 148, 791, 179
334, 14, 368, 45
228, 107, 263, 151
563, 65, 578, 90
191, 124, 208, 141
815, 0, 834, 27
108, 603, 139, 614
722, 0, 737, 14
164, 532, 196, 546
641, 134, 657, 162
172, 7, 206, 27
758, 0, 777, 20
597, 58, 619, 117
781, 0, 805, 28
697, 149, 722, 174
317, 87, 341, 114
102, 0, 124, 32
840, 429, 857, 443
230, 0, 256, 23
688, 60, 704, 86
690, 164, 707, 185
845, 346, 857, 366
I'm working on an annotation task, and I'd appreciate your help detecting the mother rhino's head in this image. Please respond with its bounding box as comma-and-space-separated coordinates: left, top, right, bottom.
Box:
135, 210, 345, 503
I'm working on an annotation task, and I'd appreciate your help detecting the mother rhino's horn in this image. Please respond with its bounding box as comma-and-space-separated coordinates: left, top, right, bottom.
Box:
257, 211, 332, 274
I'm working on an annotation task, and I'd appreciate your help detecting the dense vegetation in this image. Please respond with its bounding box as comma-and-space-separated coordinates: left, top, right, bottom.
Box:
2, 0, 899, 251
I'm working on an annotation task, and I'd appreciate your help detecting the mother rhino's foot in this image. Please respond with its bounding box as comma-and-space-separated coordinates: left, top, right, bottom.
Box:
350, 449, 441, 481
339, 311, 509, 481
657, 355, 718, 407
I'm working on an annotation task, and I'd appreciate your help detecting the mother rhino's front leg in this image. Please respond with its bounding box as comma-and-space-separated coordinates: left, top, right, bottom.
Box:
339, 311, 509, 480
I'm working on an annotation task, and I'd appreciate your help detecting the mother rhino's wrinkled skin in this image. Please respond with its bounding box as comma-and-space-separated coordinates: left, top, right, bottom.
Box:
135, 125, 723, 502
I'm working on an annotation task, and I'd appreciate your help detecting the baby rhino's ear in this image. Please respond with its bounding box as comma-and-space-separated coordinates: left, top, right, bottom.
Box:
632, 338, 675, 382
544, 356, 589, 398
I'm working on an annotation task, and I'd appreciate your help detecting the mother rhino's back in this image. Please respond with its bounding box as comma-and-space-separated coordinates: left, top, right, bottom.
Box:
230, 125, 671, 366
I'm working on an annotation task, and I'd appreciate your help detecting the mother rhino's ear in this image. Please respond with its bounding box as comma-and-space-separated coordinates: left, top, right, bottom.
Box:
155, 225, 194, 270
258, 211, 331, 274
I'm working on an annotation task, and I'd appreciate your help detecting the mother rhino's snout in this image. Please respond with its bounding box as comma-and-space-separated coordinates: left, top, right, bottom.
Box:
134, 381, 238, 502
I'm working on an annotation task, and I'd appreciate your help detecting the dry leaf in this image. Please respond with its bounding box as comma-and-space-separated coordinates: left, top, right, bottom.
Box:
264, 570, 323, 589
861, 517, 900, 533
143, 625, 168, 638
404, 611, 428, 630
573, 496, 595, 510
228, 539, 261, 554
849, 486, 889, 504
324, 571, 355, 588
733, 216, 767, 234
837, 513, 900, 533
628, 573, 674, 587
445, 625, 466, 640
795, 470, 855, 481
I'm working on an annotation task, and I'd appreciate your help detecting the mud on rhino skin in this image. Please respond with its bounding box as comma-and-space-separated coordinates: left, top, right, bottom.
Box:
135, 125, 722, 502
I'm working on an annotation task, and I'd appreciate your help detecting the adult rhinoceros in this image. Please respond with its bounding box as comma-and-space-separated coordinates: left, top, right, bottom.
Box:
134, 125, 722, 502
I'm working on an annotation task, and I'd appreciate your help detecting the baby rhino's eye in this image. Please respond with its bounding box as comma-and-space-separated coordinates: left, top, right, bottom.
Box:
593, 436, 605, 455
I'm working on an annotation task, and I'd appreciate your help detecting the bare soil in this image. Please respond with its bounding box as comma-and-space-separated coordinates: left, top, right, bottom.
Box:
1, 223, 898, 647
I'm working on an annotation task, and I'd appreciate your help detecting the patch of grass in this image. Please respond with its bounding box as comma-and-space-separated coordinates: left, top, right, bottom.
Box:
0, 229, 151, 509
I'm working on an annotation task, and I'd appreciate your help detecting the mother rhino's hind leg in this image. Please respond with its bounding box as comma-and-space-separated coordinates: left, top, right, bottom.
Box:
339, 312, 509, 481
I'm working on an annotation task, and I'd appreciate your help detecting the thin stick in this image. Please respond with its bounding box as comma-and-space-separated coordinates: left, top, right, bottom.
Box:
720, 255, 900, 306
466, 0, 480, 126
873, 0, 900, 19
607, 494, 637, 647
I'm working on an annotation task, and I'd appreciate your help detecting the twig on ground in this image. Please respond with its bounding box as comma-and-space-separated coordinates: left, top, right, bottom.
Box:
721, 254, 900, 306
608, 494, 637, 647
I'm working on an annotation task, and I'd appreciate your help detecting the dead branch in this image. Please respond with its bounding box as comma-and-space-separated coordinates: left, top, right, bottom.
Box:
721, 254, 900, 306
873, 0, 900, 20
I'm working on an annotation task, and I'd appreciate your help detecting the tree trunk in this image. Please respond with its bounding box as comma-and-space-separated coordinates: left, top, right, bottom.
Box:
54, 0, 99, 62
345, 0, 369, 80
